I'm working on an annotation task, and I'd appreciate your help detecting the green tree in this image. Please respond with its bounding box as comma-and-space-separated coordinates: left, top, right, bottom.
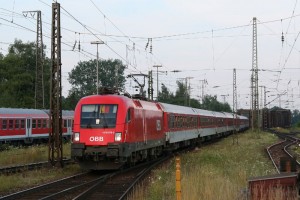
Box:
190, 98, 201, 108
158, 83, 174, 103
0, 39, 50, 108
201, 95, 232, 112
292, 109, 300, 126
174, 81, 188, 106
157, 82, 230, 112
65, 59, 126, 109
158, 82, 201, 108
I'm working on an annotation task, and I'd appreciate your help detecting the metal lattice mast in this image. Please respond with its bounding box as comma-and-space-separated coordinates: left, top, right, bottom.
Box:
185, 78, 188, 106
199, 79, 207, 104
36, 11, 44, 109
250, 73, 253, 130
233, 68, 238, 144
148, 70, 153, 100
251, 17, 259, 130
49, 2, 63, 167
186, 77, 193, 106
115, 63, 119, 91
263, 86, 268, 130
233, 69, 237, 123
23, 10, 44, 109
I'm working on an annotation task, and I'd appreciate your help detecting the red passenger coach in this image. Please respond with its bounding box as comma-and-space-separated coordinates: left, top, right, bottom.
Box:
71, 95, 165, 170
0, 108, 48, 144
0, 108, 74, 144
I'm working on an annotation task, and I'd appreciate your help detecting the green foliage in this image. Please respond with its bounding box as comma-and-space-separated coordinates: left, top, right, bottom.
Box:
0, 39, 125, 110
158, 83, 175, 104
0, 39, 50, 108
158, 82, 231, 112
292, 109, 300, 126
201, 95, 232, 112
64, 59, 126, 109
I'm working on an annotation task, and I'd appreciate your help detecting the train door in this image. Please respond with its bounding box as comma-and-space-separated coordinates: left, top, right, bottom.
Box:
67, 119, 72, 136
26, 118, 32, 139
143, 110, 147, 144
124, 108, 132, 143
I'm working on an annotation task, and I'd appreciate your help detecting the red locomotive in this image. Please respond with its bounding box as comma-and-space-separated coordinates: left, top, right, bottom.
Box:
71, 94, 249, 170
0, 108, 74, 144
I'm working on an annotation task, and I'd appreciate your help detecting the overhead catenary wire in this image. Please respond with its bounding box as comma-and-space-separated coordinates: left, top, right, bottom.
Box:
1, 1, 300, 109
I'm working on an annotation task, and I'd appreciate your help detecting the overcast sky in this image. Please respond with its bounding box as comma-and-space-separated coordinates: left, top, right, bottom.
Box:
1, 0, 300, 110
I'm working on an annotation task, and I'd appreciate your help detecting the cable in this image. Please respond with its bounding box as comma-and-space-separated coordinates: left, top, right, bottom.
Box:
285, 0, 298, 36
276, 30, 300, 88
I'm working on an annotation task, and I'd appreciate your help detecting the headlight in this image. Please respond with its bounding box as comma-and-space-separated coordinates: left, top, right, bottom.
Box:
115, 132, 122, 141
74, 132, 80, 142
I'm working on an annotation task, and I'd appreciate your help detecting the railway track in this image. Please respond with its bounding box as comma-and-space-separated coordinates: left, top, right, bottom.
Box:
267, 130, 300, 173
0, 156, 169, 200
0, 159, 75, 175
74, 156, 169, 200
0, 171, 108, 200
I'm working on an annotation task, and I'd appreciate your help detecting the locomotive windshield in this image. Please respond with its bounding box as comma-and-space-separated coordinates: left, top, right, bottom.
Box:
81, 104, 118, 128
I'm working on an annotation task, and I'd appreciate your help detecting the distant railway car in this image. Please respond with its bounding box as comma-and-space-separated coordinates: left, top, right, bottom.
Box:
237, 108, 291, 129
71, 94, 249, 170
248, 173, 299, 200
0, 108, 74, 144
268, 108, 291, 128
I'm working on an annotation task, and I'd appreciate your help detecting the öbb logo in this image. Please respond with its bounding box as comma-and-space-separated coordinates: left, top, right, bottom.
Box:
89, 136, 104, 142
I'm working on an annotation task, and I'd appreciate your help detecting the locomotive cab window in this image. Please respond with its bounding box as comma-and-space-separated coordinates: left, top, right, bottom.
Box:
126, 108, 132, 123
81, 104, 118, 128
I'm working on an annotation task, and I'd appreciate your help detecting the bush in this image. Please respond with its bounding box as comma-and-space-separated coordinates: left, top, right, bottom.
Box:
0, 144, 10, 151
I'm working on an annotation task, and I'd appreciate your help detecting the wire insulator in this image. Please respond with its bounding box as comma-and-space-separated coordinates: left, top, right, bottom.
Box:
145, 38, 149, 50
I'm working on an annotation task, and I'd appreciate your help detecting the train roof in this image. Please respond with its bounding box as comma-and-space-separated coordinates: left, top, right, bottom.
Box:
43, 110, 74, 117
159, 103, 197, 115
0, 108, 74, 118
0, 108, 48, 117
62, 110, 74, 117
159, 103, 216, 117
158, 103, 246, 119
213, 111, 227, 118
222, 112, 234, 118
238, 115, 248, 120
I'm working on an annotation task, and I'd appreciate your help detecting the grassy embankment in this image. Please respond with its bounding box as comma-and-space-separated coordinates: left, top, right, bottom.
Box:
129, 130, 279, 200
0, 143, 83, 195
0, 143, 71, 167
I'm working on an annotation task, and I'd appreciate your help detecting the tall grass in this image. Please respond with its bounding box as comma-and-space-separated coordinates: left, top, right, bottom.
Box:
0, 143, 71, 167
128, 131, 279, 200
